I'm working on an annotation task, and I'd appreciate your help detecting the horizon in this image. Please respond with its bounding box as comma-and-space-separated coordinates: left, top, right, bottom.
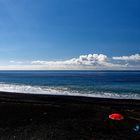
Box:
0, 69, 140, 71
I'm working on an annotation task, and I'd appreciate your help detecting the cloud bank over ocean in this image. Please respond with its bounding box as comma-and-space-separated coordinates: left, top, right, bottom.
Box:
31, 54, 108, 66
1, 54, 140, 70
112, 54, 140, 61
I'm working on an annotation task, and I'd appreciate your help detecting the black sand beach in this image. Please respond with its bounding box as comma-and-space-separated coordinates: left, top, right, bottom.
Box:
0, 92, 140, 140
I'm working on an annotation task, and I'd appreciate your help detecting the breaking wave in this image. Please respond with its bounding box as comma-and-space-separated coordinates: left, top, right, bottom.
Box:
0, 83, 140, 99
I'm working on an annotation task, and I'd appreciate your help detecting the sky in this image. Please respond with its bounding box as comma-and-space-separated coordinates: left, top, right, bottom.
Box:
0, 0, 140, 70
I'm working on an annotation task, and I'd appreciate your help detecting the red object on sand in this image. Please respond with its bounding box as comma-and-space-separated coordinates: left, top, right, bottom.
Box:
109, 113, 124, 120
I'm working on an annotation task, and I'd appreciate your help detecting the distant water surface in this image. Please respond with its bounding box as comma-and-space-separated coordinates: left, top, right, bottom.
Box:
0, 70, 140, 99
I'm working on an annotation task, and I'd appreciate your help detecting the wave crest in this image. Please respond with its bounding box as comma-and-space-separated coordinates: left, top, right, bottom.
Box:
0, 83, 139, 99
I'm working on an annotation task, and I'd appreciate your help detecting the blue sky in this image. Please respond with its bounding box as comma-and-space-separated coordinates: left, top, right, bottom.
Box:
0, 0, 140, 70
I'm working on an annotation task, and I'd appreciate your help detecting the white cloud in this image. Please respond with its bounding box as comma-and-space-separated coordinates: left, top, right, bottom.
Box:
30, 53, 133, 70
112, 54, 140, 61
10, 60, 15, 63
10, 60, 23, 64
0, 53, 140, 70
31, 54, 108, 66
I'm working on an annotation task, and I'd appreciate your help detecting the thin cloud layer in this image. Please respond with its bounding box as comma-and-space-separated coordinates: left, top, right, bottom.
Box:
112, 54, 140, 61
10, 60, 23, 64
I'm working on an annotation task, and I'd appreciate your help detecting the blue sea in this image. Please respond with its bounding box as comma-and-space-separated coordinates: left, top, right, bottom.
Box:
0, 70, 140, 99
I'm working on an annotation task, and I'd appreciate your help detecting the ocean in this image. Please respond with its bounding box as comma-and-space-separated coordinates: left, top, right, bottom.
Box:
0, 70, 140, 99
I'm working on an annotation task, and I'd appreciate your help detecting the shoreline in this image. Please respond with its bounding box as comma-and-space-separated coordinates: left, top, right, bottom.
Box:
0, 91, 139, 139
0, 91, 140, 106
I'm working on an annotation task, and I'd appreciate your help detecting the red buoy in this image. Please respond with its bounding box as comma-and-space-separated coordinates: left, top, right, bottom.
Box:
109, 113, 124, 120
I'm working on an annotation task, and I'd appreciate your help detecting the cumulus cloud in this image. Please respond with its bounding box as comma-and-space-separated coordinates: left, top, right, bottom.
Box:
31, 54, 108, 66
31, 53, 132, 70
112, 54, 140, 61
0, 53, 140, 70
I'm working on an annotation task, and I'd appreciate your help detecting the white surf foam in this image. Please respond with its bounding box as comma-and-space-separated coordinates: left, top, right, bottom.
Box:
0, 83, 139, 99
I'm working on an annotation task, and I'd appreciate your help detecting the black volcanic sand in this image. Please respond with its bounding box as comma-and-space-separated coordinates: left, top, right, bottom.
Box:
0, 92, 139, 140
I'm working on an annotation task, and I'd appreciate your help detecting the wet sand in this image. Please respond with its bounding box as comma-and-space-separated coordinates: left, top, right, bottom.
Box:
0, 91, 140, 140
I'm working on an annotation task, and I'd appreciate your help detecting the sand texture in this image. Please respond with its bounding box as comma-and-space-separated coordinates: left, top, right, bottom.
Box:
0, 92, 139, 140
